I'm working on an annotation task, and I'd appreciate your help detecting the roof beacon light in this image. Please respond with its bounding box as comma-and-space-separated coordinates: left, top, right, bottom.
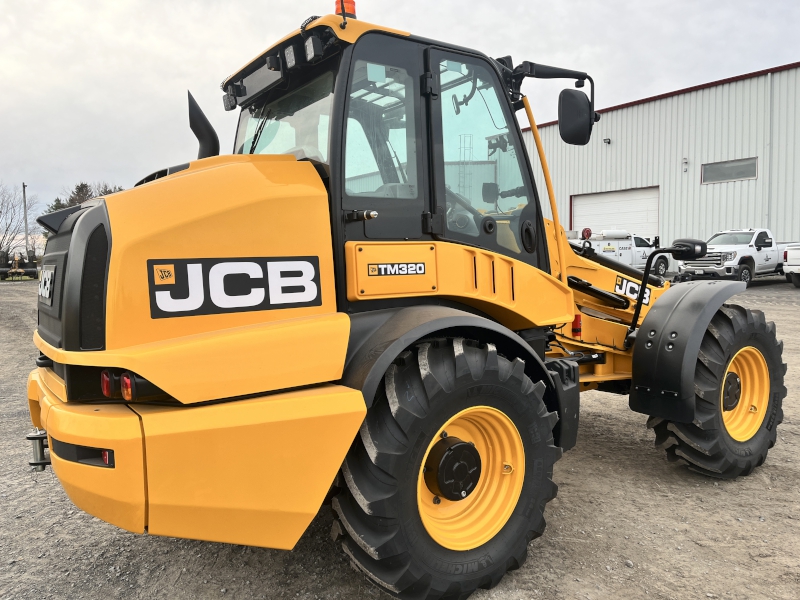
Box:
336, 0, 356, 19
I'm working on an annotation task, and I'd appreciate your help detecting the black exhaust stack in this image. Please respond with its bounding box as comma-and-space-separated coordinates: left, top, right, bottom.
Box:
188, 91, 220, 159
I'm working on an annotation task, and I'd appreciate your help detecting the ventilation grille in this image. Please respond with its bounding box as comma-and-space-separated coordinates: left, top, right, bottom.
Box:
79, 225, 109, 349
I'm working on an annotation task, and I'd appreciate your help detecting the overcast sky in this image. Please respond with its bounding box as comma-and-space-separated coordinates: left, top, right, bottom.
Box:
2, 0, 799, 210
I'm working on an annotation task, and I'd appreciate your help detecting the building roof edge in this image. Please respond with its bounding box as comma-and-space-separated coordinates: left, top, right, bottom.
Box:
521, 60, 800, 132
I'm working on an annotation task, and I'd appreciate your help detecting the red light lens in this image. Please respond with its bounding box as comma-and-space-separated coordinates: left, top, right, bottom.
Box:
120, 373, 133, 401
101, 450, 110, 465
100, 370, 112, 397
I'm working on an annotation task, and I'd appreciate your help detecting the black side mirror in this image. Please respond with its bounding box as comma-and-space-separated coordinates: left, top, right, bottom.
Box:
558, 88, 593, 145
653, 236, 660, 249
482, 182, 499, 204
670, 238, 707, 261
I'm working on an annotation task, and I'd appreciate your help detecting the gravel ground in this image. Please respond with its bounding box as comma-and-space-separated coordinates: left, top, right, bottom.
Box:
1, 278, 798, 600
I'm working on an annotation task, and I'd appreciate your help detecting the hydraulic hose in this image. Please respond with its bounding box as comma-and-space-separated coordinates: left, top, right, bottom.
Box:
522, 96, 565, 283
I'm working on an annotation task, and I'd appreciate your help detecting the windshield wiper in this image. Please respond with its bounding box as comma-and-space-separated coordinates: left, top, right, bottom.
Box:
386, 138, 408, 184
249, 108, 274, 154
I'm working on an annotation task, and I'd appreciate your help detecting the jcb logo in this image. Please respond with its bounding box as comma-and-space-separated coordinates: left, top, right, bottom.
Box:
147, 257, 321, 319
38, 265, 56, 305
614, 276, 650, 305
153, 265, 175, 285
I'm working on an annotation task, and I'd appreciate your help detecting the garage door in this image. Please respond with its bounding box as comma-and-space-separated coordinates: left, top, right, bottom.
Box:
572, 187, 659, 240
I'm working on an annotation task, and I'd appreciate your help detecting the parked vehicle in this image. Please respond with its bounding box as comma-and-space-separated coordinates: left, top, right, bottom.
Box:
784, 244, 800, 288
677, 228, 799, 284
567, 229, 668, 276
0, 248, 38, 280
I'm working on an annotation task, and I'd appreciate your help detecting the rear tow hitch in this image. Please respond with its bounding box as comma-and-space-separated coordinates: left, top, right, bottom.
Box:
27, 429, 51, 471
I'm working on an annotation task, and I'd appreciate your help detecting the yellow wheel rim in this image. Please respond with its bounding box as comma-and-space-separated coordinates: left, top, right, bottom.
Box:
720, 346, 770, 442
417, 406, 525, 551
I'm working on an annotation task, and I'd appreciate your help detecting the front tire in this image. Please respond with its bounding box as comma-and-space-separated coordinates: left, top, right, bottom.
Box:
332, 338, 561, 599
738, 264, 753, 286
654, 257, 668, 277
648, 305, 785, 478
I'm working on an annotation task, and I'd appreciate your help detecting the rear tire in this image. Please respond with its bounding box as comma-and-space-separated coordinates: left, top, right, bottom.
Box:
648, 305, 785, 478
786, 273, 793, 283
792, 273, 800, 288
332, 338, 561, 599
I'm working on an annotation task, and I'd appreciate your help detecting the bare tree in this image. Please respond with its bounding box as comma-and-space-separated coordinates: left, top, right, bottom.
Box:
0, 181, 39, 256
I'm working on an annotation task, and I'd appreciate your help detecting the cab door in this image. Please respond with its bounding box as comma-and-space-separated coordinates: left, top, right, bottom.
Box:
754, 231, 773, 273
340, 34, 428, 242
427, 49, 550, 273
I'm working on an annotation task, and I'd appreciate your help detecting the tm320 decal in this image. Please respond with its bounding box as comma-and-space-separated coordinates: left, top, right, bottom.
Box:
147, 257, 321, 318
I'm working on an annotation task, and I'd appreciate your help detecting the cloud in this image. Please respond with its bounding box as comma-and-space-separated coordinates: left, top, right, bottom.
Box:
1, 0, 798, 207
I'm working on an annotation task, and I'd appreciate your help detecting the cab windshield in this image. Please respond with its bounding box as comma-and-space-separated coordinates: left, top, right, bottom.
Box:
707, 232, 755, 245
234, 66, 336, 163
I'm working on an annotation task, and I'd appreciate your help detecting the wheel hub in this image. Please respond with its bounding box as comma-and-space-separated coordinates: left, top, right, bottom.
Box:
722, 372, 742, 411
424, 436, 481, 501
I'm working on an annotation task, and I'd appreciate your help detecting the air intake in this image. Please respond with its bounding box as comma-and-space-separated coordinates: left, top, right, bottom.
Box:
80, 225, 109, 349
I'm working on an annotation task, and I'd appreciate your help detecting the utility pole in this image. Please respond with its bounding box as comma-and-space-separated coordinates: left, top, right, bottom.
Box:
22, 182, 30, 256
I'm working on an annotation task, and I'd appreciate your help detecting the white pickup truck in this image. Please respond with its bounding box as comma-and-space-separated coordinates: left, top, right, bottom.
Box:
677, 228, 799, 284
567, 229, 669, 276
784, 244, 800, 288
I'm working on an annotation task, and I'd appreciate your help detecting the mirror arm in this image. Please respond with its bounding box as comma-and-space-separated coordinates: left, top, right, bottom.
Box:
585, 75, 600, 123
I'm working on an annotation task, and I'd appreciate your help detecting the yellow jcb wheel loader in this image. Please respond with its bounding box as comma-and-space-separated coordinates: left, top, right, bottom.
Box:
26, 4, 786, 598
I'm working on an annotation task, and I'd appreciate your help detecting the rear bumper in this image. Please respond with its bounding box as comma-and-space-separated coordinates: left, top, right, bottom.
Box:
27, 369, 146, 533
27, 367, 366, 549
784, 265, 800, 274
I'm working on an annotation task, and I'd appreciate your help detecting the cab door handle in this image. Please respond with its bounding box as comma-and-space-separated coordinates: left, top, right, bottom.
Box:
345, 210, 379, 222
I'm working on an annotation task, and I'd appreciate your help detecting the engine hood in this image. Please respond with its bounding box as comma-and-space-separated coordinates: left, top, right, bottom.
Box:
102, 154, 334, 350
706, 245, 745, 253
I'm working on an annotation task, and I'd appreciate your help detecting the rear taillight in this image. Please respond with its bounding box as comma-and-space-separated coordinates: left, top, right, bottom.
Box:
100, 370, 111, 396
101, 450, 111, 466
100, 369, 121, 399
120, 373, 133, 401
119, 371, 167, 402
784, 250, 788, 262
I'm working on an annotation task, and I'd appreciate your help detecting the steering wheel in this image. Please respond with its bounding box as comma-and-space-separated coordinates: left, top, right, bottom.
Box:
445, 188, 481, 216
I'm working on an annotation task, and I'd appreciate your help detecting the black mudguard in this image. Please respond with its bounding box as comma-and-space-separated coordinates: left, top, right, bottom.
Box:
342, 306, 580, 450
629, 280, 746, 422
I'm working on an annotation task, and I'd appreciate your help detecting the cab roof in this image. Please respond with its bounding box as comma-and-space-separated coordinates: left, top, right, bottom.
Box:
221, 14, 409, 90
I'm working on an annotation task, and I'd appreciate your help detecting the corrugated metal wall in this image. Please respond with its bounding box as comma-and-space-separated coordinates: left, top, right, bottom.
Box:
522, 66, 800, 248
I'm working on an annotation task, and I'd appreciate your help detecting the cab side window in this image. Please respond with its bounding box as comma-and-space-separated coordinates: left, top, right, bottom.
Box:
342, 35, 425, 240
435, 56, 537, 256
344, 61, 418, 200
634, 237, 650, 248
755, 231, 771, 247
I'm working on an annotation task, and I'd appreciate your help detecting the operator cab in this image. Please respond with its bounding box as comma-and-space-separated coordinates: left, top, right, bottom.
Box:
225, 12, 598, 309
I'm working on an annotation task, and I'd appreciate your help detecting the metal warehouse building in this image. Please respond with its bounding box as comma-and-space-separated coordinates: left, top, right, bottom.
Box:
522, 61, 800, 260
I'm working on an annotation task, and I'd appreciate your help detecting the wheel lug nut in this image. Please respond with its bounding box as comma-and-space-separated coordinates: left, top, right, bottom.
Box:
440, 431, 448, 439
460, 491, 466, 498
433, 496, 441, 505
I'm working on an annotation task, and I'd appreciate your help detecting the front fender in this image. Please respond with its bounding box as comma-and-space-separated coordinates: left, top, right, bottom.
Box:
629, 280, 746, 422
